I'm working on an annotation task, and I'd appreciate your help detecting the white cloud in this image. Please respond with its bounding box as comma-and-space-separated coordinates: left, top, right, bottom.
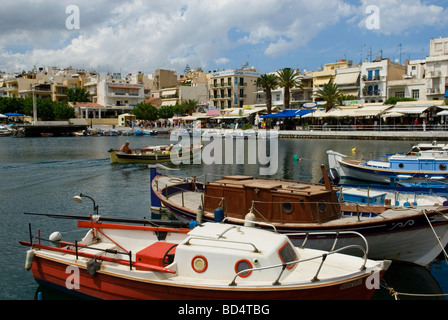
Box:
0, 0, 446, 74
357, 0, 448, 35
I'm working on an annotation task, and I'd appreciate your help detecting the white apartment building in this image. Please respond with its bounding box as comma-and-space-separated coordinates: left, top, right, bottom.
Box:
425, 37, 448, 100
388, 59, 427, 101
361, 58, 406, 103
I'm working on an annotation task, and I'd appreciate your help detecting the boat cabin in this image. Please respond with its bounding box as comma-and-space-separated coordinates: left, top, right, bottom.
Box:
173, 223, 299, 282
203, 176, 341, 224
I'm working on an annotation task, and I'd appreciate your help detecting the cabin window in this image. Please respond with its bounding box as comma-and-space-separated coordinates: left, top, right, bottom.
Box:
235, 259, 253, 277
191, 255, 208, 273
440, 164, 447, 171
318, 201, 327, 213
278, 242, 297, 269
399, 163, 404, 168
282, 202, 293, 214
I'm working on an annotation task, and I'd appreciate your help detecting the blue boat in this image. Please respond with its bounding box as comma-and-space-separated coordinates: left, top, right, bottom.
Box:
328, 142, 448, 185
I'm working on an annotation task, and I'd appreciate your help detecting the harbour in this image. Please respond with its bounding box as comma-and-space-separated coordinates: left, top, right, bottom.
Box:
2, 133, 448, 300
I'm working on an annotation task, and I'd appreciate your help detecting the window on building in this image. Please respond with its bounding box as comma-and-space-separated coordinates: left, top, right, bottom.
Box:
395, 92, 405, 98
412, 90, 420, 99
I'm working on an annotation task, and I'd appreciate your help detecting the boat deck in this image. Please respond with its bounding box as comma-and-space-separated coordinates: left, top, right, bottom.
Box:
153, 176, 438, 228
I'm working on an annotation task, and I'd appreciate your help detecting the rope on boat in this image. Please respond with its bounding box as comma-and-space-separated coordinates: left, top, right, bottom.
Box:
381, 281, 448, 300
423, 210, 448, 264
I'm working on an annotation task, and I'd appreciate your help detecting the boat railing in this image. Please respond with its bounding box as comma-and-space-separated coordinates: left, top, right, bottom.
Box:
184, 234, 261, 253
284, 230, 369, 258
229, 233, 369, 287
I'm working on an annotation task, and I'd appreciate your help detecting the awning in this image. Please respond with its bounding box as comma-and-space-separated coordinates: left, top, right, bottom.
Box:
353, 104, 392, 117
161, 90, 177, 96
314, 77, 332, 86
334, 73, 360, 85
260, 109, 299, 119
161, 101, 177, 106
4, 112, 24, 116
444, 90, 448, 98
386, 107, 428, 115
0, 113, 7, 118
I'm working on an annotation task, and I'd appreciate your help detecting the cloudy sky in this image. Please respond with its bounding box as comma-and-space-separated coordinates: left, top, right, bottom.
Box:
0, 0, 447, 75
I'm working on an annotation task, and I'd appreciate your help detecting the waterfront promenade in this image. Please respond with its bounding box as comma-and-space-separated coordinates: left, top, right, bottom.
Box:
91, 125, 448, 141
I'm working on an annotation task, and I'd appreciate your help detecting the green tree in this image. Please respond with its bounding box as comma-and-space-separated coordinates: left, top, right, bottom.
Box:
36, 98, 55, 121
158, 105, 175, 119
256, 74, 279, 114
131, 102, 159, 121
314, 83, 341, 111
53, 102, 75, 120
384, 97, 417, 105
172, 104, 186, 116
276, 68, 301, 109
67, 88, 91, 103
183, 99, 198, 115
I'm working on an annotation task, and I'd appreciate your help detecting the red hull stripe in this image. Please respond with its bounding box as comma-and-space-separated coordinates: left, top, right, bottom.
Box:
77, 221, 190, 234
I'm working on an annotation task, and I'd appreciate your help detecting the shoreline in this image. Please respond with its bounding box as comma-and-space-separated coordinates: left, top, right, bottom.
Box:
90, 125, 448, 141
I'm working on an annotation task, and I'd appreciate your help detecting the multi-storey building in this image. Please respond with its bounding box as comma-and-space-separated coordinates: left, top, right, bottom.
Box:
96, 78, 145, 118
334, 64, 361, 99
209, 68, 261, 109
312, 60, 349, 96
360, 57, 405, 103
387, 59, 427, 101
425, 37, 448, 100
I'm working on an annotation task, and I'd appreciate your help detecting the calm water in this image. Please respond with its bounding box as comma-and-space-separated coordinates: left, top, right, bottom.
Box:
1, 133, 447, 300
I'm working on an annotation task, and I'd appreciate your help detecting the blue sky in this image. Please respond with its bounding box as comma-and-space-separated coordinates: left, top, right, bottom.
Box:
0, 0, 447, 75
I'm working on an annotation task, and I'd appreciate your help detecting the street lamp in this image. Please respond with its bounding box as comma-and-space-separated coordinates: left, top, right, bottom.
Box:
73, 193, 99, 215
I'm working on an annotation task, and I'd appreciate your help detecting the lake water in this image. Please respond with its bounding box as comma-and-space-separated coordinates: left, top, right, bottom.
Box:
1, 133, 447, 300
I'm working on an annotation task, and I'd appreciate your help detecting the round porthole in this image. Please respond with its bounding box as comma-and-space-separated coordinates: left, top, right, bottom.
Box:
191, 255, 208, 273
235, 259, 253, 278
282, 202, 293, 214
399, 163, 404, 168
318, 201, 327, 213
440, 164, 447, 171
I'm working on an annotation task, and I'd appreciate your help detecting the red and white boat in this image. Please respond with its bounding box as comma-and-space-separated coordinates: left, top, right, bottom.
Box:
20, 215, 389, 300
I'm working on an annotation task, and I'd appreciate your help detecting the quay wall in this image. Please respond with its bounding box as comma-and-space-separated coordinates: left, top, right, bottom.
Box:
277, 130, 448, 141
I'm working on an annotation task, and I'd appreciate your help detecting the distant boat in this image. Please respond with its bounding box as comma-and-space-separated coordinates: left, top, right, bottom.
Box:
108, 144, 202, 164
327, 144, 448, 185
150, 166, 448, 266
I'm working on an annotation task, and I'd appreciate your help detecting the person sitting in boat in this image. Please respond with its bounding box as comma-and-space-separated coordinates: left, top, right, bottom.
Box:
120, 141, 133, 154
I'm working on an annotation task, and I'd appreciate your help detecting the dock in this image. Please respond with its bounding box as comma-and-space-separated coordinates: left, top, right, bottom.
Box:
275, 130, 448, 141
15, 121, 88, 137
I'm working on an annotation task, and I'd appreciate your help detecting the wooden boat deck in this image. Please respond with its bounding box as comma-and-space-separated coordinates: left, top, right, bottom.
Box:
153, 175, 438, 227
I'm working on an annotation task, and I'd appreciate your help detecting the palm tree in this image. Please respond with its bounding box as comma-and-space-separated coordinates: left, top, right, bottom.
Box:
314, 83, 341, 111
182, 99, 198, 115
256, 74, 279, 114
276, 68, 301, 109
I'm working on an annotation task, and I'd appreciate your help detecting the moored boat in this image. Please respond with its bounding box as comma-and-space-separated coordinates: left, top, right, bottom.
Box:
327, 145, 448, 185
19, 213, 389, 300
108, 144, 202, 164
150, 166, 448, 266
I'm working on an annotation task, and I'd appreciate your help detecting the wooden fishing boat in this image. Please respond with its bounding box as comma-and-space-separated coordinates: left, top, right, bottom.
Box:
108, 144, 202, 164
19, 215, 389, 300
150, 166, 448, 266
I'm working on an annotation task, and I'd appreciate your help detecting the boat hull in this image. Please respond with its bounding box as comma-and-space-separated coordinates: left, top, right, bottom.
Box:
152, 178, 448, 266
109, 147, 201, 164
30, 255, 382, 300
327, 150, 448, 184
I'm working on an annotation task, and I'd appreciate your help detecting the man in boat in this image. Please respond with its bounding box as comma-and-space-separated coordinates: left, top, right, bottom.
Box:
120, 141, 133, 154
